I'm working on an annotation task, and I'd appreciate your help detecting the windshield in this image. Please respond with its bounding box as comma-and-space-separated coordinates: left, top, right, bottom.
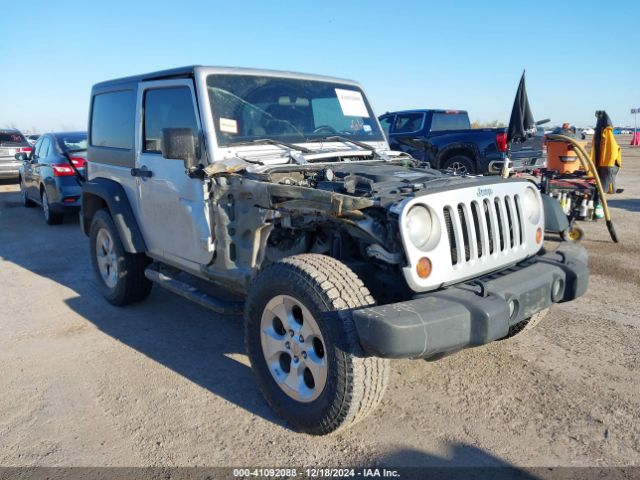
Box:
56, 132, 88, 151
206, 74, 385, 147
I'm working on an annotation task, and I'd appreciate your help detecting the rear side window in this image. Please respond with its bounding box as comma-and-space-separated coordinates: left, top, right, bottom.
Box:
394, 113, 423, 134
90, 90, 136, 149
430, 113, 470, 131
143, 87, 198, 153
0, 131, 28, 146
36, 137, 51, 160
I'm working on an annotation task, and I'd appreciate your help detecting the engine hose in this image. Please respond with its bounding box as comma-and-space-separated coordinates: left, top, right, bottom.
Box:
546, 134, 618, 243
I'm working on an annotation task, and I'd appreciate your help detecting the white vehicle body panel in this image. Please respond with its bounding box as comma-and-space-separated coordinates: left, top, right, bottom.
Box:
396, 181, 544, 292
134, 79, 214, 266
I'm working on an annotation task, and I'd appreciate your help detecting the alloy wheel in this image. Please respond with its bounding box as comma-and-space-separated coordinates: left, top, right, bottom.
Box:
260, 295, 328, 402
448, 161, 468, 175
95, 228, 119, 288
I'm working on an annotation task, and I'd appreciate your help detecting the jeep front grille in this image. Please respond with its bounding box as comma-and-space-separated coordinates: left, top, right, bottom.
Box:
443, 195, 525, 266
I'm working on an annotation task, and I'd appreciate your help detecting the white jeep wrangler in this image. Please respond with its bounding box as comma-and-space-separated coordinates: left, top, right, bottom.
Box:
81, 66, 589, 435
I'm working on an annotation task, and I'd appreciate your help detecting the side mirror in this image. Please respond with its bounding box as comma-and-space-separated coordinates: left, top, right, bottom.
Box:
14, 152, 28, 161
161, 128, 199, 171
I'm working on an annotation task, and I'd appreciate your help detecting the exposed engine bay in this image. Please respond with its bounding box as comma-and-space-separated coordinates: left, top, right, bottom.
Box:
202, 154, 503, 301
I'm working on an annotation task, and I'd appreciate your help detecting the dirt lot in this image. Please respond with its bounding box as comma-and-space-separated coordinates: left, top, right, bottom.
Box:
0, 138, 639, 470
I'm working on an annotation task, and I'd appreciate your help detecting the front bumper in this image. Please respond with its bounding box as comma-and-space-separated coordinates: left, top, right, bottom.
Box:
352, 244, 588, 359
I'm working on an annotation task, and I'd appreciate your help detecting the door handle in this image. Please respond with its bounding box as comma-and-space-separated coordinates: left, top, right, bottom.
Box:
131, 167, 153, 178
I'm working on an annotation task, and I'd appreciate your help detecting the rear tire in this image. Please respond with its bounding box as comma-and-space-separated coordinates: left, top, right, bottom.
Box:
41, 189, 63, 225
245, 254, 390, 435
442, 155, 476, 175
89, 209, 152, 306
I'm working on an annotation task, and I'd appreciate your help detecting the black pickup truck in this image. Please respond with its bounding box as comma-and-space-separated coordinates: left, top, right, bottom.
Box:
379, 109, 545, 175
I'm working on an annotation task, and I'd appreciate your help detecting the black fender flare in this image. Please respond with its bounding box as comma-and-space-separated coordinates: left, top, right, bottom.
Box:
435, 142, 480, 171
81, 177, 147, 253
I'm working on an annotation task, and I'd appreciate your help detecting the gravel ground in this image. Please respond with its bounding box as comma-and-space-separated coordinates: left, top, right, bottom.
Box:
0, 138, 638, 469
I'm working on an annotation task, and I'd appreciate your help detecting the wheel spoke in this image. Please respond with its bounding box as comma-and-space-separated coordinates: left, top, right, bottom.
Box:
303, 352, 326, 386
108, 268, 118, 286
267, 300, 290, 329
283, 363, 301, 391
281, 296, 299, 330
261, 328, 285, 358
298, 318, 315, 341
96, 255, 108, 270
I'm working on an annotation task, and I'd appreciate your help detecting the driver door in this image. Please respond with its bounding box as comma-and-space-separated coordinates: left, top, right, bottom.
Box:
135, 80, 213, 267
22, 137, 42, 195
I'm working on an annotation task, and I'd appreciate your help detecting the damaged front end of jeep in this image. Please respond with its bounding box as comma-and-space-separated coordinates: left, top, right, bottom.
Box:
201, 158, 415, 302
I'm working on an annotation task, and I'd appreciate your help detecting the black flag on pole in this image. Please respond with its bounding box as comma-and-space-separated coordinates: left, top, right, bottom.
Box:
507, 71, 535, 144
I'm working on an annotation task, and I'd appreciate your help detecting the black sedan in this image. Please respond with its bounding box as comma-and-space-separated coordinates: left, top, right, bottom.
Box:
17, 132, 87, 225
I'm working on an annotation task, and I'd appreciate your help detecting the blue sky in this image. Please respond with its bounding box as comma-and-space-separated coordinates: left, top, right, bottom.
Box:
1, 0, 639, 132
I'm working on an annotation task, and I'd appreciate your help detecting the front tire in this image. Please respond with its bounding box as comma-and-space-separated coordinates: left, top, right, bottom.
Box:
89, 209, 152, 306
245, 254, 390, 435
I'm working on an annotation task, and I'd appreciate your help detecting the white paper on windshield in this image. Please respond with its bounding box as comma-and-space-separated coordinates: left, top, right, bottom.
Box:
220, 117, 238, 134
335, 88, 369, 118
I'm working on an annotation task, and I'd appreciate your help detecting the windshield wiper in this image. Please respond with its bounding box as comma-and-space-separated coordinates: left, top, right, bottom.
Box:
311, 136, 378, 155
66, 148, 87, 153
230, 138, 312, 154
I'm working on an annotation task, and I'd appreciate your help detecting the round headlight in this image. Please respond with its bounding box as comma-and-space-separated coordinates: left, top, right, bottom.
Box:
405, 206, 433, 249
523, 187, 541, 224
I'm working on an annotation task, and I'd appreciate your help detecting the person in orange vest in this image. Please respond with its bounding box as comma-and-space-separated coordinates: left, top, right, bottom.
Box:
591, 111, 623, 194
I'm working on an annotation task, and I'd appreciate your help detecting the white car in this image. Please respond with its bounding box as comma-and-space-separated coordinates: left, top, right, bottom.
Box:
581, 128, 595, 135
24, 134, 40, 145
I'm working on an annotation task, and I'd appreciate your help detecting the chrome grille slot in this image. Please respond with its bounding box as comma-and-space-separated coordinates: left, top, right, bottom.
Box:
484, 199, 496, 254
504, 196, 515, 247
494, 198, 505, 251
471, 201, 484, 258
443, 207, 458, 265
514, 194, 524, 245
457, 204, 471, 262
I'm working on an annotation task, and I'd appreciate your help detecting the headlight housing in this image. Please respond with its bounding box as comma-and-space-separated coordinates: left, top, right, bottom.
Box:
523, 187, 541, 224
405, 205, 434, 250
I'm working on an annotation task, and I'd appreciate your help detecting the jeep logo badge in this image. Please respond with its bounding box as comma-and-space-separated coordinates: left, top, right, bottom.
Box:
477, 187, 493, 197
